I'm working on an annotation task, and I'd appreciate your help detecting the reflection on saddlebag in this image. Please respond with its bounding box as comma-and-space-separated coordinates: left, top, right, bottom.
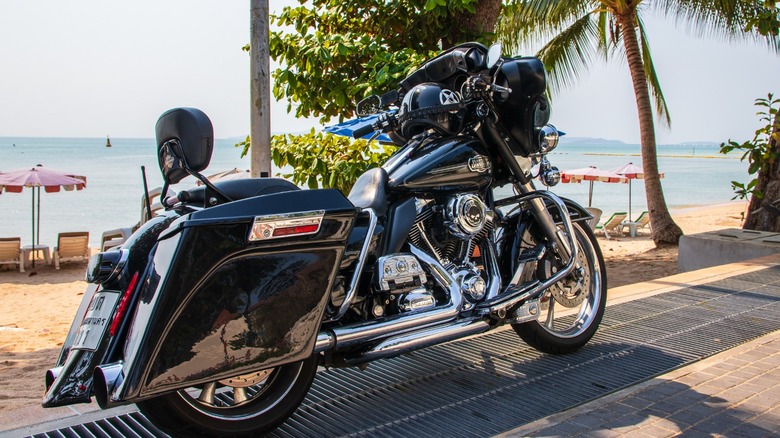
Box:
118, 189, 356, 399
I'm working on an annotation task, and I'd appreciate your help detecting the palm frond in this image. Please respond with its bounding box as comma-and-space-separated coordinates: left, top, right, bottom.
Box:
498, 1, 600, 54
535, 12, 604, 96
638, 15, 671, 127
652, 0, 779, 52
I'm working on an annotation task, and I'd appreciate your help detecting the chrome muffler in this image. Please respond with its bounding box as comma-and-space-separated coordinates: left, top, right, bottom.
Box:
93, 362, 124, 409
44, 367, 63, 392
345, 318, 490, 365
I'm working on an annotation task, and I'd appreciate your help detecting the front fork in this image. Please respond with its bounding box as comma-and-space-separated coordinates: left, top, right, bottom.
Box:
515, 181, 574, 262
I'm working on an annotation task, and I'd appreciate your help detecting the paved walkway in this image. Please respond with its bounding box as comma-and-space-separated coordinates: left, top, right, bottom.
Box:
4, 255, 780, 437
502, 253, 780, 438
502, 330, 780, 437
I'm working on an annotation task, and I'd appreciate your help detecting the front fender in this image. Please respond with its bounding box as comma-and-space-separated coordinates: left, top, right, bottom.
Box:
110, 189, 356, 404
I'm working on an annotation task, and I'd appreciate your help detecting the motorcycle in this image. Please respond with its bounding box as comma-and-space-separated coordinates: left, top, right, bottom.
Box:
42, 43, 606, 436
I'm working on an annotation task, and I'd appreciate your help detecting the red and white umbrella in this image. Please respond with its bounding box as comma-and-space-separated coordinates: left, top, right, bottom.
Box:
0, 165, 86, 266
560, 166, 627, 207
610, 162, 664, 220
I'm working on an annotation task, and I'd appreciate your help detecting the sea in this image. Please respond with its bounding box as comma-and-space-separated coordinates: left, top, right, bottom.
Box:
0, 136, 747, 249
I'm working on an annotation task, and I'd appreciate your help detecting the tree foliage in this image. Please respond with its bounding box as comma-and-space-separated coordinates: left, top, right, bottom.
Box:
746, 1, 780, 37
245, 0, 502, 191
272, 130, 396, 193
268, 0, 499, 124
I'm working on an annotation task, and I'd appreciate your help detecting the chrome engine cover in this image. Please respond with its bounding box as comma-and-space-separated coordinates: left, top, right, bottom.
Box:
376, 254, 428, 293
444, 194, 487, 238
399, 288, 436, 312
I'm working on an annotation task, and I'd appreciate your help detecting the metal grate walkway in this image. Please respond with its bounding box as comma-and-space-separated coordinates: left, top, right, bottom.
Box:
29, 267, 780, 437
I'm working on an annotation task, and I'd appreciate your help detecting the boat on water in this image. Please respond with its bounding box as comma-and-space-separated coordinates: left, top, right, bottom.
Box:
106, 136, 112, 148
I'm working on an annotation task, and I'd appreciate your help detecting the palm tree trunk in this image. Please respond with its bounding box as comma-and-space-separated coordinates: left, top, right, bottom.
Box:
617, 11, 683, 245
444, 0, 503, 47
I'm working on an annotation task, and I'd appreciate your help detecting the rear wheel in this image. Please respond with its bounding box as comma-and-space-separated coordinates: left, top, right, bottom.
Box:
512, 222, 607, 354
137, 355, 318, 437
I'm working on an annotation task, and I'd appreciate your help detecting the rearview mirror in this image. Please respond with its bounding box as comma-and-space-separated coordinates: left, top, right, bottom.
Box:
487, 43, 503, 69
356, 95, 382, 117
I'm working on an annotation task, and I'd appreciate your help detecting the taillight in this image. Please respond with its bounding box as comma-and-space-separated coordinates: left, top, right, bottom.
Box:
273, 224, 320, 237
108, 272, 140, 337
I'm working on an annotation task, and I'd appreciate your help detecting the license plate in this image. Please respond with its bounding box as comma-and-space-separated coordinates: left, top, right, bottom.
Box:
72, 291, 120, 351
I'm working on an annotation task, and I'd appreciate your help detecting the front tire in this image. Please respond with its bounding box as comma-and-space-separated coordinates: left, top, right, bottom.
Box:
137, 355, 318, 437
512, 222, 607, 354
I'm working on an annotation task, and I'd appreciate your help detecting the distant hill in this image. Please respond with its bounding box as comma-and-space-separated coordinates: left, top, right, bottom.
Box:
560, 137, 720, 147
560, 137, 628, 146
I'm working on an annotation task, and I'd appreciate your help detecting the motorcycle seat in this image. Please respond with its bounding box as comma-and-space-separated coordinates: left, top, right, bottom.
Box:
348, 167, 388, 216
180, 177, 300, 206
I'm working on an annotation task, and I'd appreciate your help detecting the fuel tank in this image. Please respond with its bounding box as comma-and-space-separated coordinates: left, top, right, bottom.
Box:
387, 135, 492, 193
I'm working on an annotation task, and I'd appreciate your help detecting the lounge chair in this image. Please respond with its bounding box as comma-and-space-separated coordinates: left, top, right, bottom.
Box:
101, 227, 134, 251
596, 212, 627, 239
0, 237, 24, 272
620, 211, 651, 237
585, 207, 603, 231
633, 211, 651, 233
53, 232, 90, 269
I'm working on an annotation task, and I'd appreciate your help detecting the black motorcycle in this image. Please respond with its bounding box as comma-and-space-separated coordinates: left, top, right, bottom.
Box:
43, 43, 606, 436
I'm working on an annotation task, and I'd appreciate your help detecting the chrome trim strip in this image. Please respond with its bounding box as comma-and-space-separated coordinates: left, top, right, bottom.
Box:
248, 209, 325, 242
331, 208, 377, 320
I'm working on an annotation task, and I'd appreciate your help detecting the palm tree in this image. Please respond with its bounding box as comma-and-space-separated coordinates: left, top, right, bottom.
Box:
500, 0, 778, 245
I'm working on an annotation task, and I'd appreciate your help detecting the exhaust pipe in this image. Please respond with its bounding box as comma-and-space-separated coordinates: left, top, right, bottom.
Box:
346, 318, 490, 365
44, 367, 63, 392
93, 362, 124, 409
315, 244, 464, 353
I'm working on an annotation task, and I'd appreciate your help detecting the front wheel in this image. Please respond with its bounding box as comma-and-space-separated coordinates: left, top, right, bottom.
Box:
512, 221, 607, 354
136, 355, 319, 437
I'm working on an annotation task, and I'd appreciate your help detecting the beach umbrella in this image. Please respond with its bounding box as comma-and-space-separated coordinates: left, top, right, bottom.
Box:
611, 162, 664, 220
560, 166, 628, 207
0, 165, 86, 267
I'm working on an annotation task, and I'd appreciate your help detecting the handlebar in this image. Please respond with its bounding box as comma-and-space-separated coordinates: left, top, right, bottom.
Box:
352, 124, 376, 139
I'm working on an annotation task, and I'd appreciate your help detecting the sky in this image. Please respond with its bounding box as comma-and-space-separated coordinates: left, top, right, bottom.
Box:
0, 1, 778, 145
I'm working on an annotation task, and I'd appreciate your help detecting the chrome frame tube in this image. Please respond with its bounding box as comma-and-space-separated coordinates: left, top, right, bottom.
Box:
481, 231, 502, 301
478, 189, 578, 313
331, 208, 378, 321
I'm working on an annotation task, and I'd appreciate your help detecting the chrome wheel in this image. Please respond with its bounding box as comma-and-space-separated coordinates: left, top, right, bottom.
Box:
537, 232, 602, 337
180, 368, 279, 413
513, 222, 607, 354
136, 355, 318, 437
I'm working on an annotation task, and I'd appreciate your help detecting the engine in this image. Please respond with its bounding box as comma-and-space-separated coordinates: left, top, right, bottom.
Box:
371, 193, 493, 318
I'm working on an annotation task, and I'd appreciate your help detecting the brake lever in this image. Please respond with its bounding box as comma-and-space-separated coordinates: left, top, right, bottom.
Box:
490, 84, 511, 94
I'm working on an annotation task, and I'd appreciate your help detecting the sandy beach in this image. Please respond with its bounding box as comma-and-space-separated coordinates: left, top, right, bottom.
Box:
0, 201, 747, 418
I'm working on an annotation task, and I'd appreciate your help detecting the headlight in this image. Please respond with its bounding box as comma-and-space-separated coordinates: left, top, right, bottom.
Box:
538, 124, 559, 154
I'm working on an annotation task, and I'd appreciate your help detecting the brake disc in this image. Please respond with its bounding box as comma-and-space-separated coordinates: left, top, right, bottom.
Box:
218, 368, 273, 388
539, 249, 590, 308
